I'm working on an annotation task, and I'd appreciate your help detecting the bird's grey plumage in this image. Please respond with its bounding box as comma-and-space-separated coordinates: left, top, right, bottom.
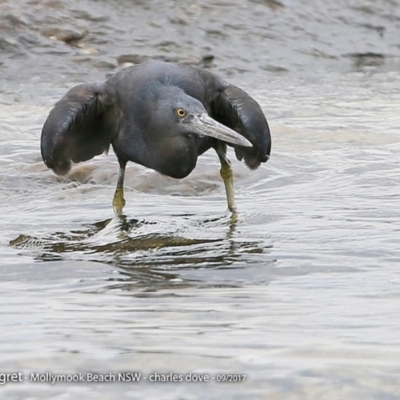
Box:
41, 61, 271, 214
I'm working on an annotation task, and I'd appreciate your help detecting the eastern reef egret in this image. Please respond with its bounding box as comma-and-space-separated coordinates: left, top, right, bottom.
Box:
41, 62, 271, 215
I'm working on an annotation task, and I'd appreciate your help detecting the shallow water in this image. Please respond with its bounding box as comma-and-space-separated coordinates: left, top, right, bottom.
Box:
1, 0, 400, 399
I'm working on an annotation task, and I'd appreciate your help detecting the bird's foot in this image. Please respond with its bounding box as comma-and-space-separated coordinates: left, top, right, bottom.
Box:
112, 187, 126, 216
229, 210, 238, 225
220, 161, 237, 214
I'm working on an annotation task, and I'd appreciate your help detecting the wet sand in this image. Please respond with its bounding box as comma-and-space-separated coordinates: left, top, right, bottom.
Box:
1, 0, 400, 89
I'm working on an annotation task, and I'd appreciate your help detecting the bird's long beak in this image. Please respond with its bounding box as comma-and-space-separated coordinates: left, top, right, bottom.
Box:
190, 113, 252, 147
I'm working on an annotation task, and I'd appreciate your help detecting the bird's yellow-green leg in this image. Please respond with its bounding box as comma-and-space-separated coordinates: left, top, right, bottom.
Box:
217, 145, 237, 214
112, 162, 126, 215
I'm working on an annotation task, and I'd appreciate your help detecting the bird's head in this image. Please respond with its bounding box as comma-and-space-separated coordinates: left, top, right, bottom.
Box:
147, 85, 252, 148
172, 101, 252, 148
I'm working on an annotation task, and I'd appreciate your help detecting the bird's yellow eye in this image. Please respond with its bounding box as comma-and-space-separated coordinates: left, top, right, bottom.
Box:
176, 108, 186, 118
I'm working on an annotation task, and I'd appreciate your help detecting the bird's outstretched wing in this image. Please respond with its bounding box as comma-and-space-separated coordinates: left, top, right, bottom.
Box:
41, 83, 114, 175
211, 84, 271, 169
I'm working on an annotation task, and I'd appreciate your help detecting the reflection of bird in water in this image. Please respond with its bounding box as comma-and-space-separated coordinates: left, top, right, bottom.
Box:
41, 61, 271, 215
